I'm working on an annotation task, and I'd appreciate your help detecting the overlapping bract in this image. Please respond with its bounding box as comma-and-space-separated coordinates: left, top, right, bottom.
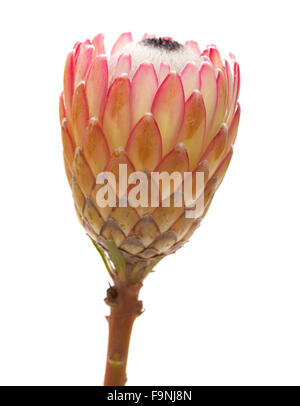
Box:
60, 33, 240, 283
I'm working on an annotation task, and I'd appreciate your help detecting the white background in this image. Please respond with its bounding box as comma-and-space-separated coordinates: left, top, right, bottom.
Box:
0, 0, 299, 386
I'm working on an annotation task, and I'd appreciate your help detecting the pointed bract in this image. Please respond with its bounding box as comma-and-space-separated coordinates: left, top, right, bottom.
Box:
63, 51, 74, 122
74, 43, 94, 88
201, 124, 228, 175
155, 143, 189, 174
92, 33, 105, 56
152, 72, 185, 155
213, 147, 233, 188
131, 62, 158, 127
111, 32, 133, 55
208, 46, 223, 70
59, 92, 66, 123
61, 119, 75, 169
184, 159, 209, 207
73, 147, 95, 197
226, 62, 240, 125
155, 143, 189, 199
199, 62, 217, 139
82, 118, 110, 176
178, 90, 206, 170
185, 41, 201, 56
86, 55, 108, 122
126, 114, 162, 171
227, 104, 240, 147
181, 63, 199, 100
103, 75, 131, 152
158, 62, 170, 85
224, 60, 233, 120
72, 81, 89, 146
114, 54, 132, 77
209, 69, 227, 138
105, 148, 135, 198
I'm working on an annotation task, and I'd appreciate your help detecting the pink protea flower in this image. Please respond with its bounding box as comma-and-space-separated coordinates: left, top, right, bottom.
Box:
60, 32, 240, 386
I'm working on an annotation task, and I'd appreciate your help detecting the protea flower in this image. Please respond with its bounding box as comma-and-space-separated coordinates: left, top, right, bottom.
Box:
59, 32, 240, 385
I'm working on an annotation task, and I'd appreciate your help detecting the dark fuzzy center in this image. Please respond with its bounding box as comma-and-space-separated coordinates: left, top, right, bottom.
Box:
140, 37, 183, 51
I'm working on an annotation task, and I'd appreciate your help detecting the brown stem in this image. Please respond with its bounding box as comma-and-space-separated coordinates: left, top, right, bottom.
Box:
103, 281, 143, 386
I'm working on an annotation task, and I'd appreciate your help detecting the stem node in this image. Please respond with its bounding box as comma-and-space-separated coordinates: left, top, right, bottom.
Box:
103, 280, 143, 386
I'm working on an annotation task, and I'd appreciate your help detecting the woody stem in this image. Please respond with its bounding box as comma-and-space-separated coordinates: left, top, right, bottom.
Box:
103, 281, 143, 386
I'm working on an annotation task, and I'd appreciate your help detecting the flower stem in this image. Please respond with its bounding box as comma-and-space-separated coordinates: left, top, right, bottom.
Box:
103, 281, 143, 386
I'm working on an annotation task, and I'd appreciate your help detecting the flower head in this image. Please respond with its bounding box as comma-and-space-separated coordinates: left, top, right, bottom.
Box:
60, 33, 240, 283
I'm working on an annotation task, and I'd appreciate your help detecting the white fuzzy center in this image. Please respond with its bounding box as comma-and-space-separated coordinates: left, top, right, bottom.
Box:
109, 40, 202, 77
